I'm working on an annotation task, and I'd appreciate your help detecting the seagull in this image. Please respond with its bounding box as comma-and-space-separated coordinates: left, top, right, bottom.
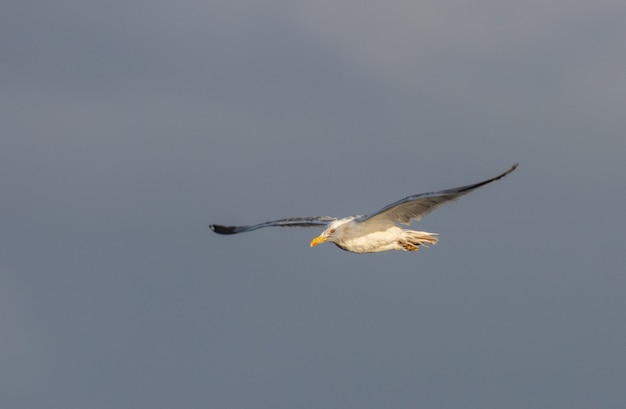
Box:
210, 163, 518, 253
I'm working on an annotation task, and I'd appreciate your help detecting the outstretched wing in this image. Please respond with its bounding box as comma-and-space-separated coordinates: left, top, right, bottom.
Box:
356, 163, 518, 228
210, 216, 337, 235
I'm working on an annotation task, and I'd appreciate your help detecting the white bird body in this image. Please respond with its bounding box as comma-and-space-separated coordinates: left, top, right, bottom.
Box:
210, 164, 517, 254
318, 217, 438, 253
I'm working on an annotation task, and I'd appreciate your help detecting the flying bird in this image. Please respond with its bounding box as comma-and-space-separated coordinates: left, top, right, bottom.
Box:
210, 163, 518, 253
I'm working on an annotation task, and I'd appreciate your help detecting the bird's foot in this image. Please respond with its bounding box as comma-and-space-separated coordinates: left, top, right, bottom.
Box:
399, 242, 420, 251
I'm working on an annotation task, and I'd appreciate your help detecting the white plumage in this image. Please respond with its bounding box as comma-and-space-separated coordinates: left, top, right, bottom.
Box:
210, 164, 517, 253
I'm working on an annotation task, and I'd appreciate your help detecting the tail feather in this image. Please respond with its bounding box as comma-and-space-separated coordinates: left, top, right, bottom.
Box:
400, 230, 438, 251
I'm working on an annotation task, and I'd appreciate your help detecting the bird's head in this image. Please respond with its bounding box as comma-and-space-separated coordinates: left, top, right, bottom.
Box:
310, 218, 353, 248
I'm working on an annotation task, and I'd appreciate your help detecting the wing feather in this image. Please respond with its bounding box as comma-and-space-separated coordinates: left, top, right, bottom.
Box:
356, 163, 518, 227
210, 216, 337, 235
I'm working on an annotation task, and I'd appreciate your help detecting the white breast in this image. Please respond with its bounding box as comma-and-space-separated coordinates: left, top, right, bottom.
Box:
335, 224, 404, 253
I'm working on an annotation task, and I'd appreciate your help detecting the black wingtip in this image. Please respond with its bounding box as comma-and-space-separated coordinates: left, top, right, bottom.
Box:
209, 224, 238, 235
495, 163, 519, 180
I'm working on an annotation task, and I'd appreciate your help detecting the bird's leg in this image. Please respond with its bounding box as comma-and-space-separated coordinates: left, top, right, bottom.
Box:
399, 241, 420, 251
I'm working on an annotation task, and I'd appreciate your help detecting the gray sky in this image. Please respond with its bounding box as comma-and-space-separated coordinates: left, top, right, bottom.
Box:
2, 0, 625, 408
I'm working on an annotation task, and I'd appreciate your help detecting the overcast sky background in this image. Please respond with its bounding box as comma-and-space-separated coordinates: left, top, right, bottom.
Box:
2, 1, 625, 408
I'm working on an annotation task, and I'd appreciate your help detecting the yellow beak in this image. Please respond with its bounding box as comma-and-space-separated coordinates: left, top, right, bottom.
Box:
310, 235, 327, 247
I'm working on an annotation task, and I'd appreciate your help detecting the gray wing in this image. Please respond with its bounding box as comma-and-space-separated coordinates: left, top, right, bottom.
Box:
210, 216, 337, 235
356, 163, 518, 228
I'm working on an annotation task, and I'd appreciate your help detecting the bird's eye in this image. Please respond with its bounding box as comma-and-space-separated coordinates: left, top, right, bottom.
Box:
329, 228, 336, 234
